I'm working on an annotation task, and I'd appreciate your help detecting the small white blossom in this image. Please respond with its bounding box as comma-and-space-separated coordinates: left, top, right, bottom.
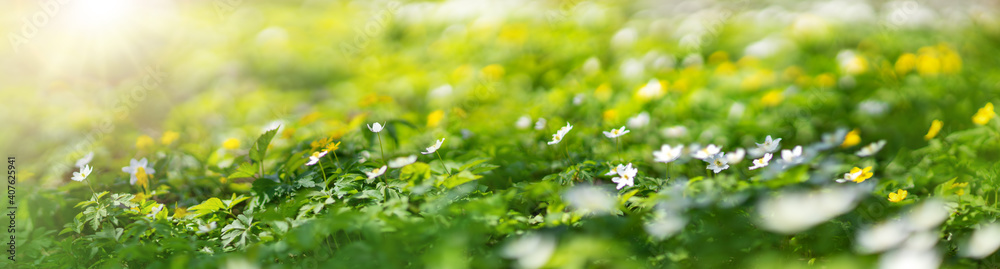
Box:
705, 153, 729, 174
75, 152, 94, 168
780, 146, 804, 166
367, 122, 385, 133
856, 140, 886, 157
692, 144, 722, 159
602, 126, 630, 139
749, 153, 773, 170
563, 185, 616, 215
366, 165, 387, 179
653, 144, 684, 164
197, 221, 218, 234
388, 155, 418, 169
534, 118, 547, 130
502, 233, 557, 269
305, 151, 328, 166
547, 123, 573, 145
636, 79, 664, 99
963, 223, 1000, 258
122, 158, 156, 186
756, 135, 782, 153
72, 165, 93, 182
516, 116, 532, 129
627, 112, 651, 128
422, 138, 446, 154
661, 125, 688, 138
147, 204, 164, 218
726, 148, 746, 164
608, 163, 638, 190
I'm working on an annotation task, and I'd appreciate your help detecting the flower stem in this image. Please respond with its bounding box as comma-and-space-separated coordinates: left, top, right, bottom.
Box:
616, 137, 622, 162
563, 142, 570, 164
318, 160, 329, 181
376, 133, 386, 166
84, 178, 99, 201
436, 151, 452, 176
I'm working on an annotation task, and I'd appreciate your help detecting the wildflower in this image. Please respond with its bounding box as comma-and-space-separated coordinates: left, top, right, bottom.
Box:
726, 148, 745, 164
780, 145, 804, 165
534, 118, 547, 130
71, 165, 93, 182
222, 138, 240, 150
310, 137, 333, 151
705, 153, 729, 174
856, 140, 887, 157
573, 93, 585, 105
122, 158, 156, 186
600, 126, 629, 139
888, 189, 908, 203
563, 185, 616, 215
608, 163, 638, 190
692, 144, 722, 159
388, 155, 417, 169
323, 141, 341, 152
761, 90, 784, 106
644, 209, 687, 241
367, 122, 385, 133
627, 112, 650, 128
305, 151, 328, 166
75, 151, 94, 168
366, 165, 387, 179
197, 221, 218, 234
836, 166, 873, 183
841, 129, 861, 148
661, 125, 687, 138
136, 135, 154, 150
173, 207, 189, 218
422, 138, 446, 154
636, 79, 665, 100
147, 204, 164, 218
756, 186, 862, 234
749, 153, 772, 170
161, 131, 180, 145
858, 100, 889, 116
358, 151, 371, 163
973, 102, 995, 125
924, 120, 942, 140
547, 123, 573, 145
653, 144, 684, 163
962, 223, 1000, 258
427, 110, 445, 128
502, 233, 557, 269
856, 220, 911, 253
516, 116, 532, 129
816, 129, 848, 150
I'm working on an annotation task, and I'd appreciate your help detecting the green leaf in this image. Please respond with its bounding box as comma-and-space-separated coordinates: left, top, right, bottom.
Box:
438, 170, 479, 189
188, 198, 227, 217
250, 127, 279, 165
229, 162, 259, 179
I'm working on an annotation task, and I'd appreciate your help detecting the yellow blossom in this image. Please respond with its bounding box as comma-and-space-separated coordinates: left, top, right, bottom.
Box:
223, 138, 241, 150
603, 109, 618, 122
708, 51, 729, 65
323, 141, 341, 152
481, 64, 505, 81
951, 182, 969, 188
311, 137, 333, 151
715, 62, 737, 76
842, 129, 861, 148
281, 127, 296, 139
161, 131, 180, 145
594, 83, 612, 102
130, 192, 148, 202
917, 48, 941, 76
173, 207, 189, 218
895, 53, 917, 75
814, 73, 836, 88
888, 189, 908, 203
299, 111, 321, 125
851, 166, 874, 183
924, 120, 943, 140
955, 189, 965, 196
427, 110, 445, 128
136, 167, 149, 191
136, 135, 154, 150
973, 102, 995, 125
220, 177, 228, 184
761, 90, 784, 106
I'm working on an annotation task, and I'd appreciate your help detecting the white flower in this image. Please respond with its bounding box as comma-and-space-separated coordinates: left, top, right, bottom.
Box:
147, 204, 164, 218
725, 148, 745, 164
604, 164, 622, 176
780, 145, 804, 166
609, 163, 638, 190
756, 135, 782, 153
879, 247, 941, 269
636, 79, 664, 99
905, 199, 949, 231
692, 144, 722, 159
756, 186, 862, 234
563, 185, 616, 215
75, 152, 94, 168
366, 165, 387, 179
547, 123, 573, 145
367, 122, 385, 133
422, 138, 446, 154
856, 140, 886, 157
705, 153, 729, 174
122, 158, 156, 186
501, 233, 556, 269
388, 155, 417, 169
661, 125, 687, 138
305, 151, 328, 166
534, 118, 547, 130
653, 144, 684, 164
358, 151, 371, 163
627, 112, 650, 128
72, 165, 93, 182
856, 220, 911, 253
963, 223, 1000, 259
582, 57, 601, 75
516, 116, 532, 129
602, 126, 630, 138
749, 153, 773, 170
858, 100, 889, 116
572, 93, 585, 105
197, 221, 218, 234
644, 209, 687, 241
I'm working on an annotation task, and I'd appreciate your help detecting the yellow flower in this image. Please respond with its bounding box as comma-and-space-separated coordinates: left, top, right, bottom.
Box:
299, 111, 321, 125
603, 109, 618, 122
223, 138, 241, 150
594, 83, 612, 102
173, 207, 189, 218
951, 182, 969, 188
841, 129, 861, 148
895, 53, 917, 75
481, 64, 505, 81
161, 131, 180, 145
130, 192, 148, 202
220, 177, 228, 184
917, 48, 941, 76
708, 51, 729, 65
715, 62, 737, 76
427, 110, 445, 128
323, 141, 341, 152
973, 102, 995, 125
852, 166, 874, 183
955, 189, 965, 196
135, 166, 149, 191
924, 120, 943, 140
814, 73, 836, 88
311, 137, 333, 151
888, 189, 908, 203
136, 135, 154, 150
281, 127, 296, 139
761, 90, 784, 107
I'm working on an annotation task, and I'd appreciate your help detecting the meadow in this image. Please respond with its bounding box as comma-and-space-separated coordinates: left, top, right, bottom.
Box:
2, 0, 1000, 268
